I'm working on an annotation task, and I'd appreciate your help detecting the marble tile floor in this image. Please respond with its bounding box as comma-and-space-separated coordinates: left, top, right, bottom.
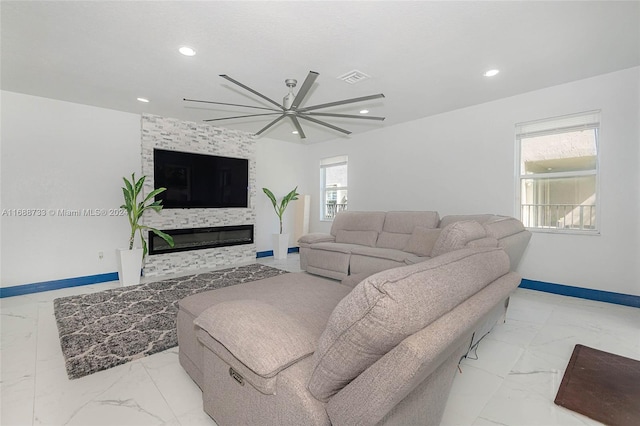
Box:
1, 253, 638, 426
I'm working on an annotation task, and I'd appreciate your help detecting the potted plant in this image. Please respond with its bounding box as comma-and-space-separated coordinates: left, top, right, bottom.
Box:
118, 173, 174, 286
263, 186, 299, 260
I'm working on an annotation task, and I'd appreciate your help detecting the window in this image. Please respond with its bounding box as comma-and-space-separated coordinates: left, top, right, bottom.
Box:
320, 155, 348, 220
516, 111, 600, 233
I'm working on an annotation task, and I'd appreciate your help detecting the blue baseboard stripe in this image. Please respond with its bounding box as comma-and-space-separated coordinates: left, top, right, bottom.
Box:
519, 278, 640, 308
1, 248, 303, 298
6, 258, 635, 308
0, 272, 120, 298
256, 247, 299, 258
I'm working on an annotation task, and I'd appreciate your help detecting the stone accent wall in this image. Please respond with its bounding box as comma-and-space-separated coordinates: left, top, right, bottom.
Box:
140, 114, 257, 277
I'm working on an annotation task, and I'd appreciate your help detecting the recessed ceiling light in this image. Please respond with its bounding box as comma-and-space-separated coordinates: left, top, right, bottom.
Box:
137, 97, 150, 103
484, 69, 500, 77
360, 109, 369, 114
179, 46, 196, 56
292, 131, 299, 134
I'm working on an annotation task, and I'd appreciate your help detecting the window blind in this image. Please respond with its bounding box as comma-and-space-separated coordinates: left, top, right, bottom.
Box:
516, 110, 600, 139
320, 155, 348, 168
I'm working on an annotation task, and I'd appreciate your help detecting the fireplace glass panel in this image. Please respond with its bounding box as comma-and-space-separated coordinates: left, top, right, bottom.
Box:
149, 225, 254, 255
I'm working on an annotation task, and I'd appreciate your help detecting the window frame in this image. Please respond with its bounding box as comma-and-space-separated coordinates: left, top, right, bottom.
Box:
320, 155, 348, 221
515, 111, 601, 235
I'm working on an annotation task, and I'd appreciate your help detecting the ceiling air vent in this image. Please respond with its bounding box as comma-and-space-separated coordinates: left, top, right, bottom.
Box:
337, 70, 370, 85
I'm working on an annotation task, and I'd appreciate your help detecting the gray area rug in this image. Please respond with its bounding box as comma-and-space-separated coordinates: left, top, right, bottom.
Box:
53, 264, 288, 379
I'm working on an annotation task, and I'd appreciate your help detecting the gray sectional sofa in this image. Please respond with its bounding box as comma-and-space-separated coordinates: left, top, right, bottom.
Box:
176, 210, 531, 425
298, 211, 531, 282
178, 247, 522, 425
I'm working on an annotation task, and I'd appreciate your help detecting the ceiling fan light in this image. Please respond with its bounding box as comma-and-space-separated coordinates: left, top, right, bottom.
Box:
179, 46, 196, 56
292, 130, 299, 134
483, 69, 500, 77
360, 109, 369, 114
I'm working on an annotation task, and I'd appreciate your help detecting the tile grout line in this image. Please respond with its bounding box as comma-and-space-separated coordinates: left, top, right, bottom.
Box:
139, 357, 182, 424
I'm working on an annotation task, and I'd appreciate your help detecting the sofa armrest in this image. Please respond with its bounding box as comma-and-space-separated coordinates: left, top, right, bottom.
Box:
195, 300, 316, 378
298, 233, 336, 245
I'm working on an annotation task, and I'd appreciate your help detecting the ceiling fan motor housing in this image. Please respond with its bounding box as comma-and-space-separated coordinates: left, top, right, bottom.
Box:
283, 79, 297, 109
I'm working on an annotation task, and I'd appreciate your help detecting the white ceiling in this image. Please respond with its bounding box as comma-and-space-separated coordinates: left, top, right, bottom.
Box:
2, 1, 639, 143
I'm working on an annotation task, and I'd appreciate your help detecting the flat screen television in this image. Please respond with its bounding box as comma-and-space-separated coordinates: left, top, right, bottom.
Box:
153, 149, 249, 208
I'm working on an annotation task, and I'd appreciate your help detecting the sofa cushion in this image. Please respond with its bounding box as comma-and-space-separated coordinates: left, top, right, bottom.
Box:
382, 211, 440, 234
431, 220, 487, 257
350, 246, 417, 263
376, 211, 440, 250
308, 242, 360, 254
335, 229, 379, 247
195, 300, 317, 379
483, 216, 526, 239
341, 272, 376, 288
438, 214, 496, 229
375, 232, 411, 250
330, 211, 386, 236
403, 226, 442, 257
307, 247, 510, 401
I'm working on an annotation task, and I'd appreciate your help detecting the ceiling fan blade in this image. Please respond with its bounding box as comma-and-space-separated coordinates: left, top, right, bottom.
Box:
220, 74, 284, 110
183, 98, 281, 112
289, 115, 307, 139
299, 94, 385, 112
298, 114, 351, 135
291, 71, 319, 110
203, 112, 282, 122
305, 112, 385, 121
255, 114, 287, 136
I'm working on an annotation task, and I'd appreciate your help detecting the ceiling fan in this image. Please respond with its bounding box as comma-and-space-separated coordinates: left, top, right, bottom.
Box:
184, 71, 385, 139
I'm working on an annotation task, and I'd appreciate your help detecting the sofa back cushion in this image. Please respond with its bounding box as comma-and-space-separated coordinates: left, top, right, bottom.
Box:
439, 215, 526, 242
383, 211, 440, 233
330, 211, 386, 236
376, 211, 440, 250
403, 227, 442, 256
335, 230, 379, 247
483, 216, 526, 239
431, 220, 487, 257
375, 232, 410, 250
307, 247, 510, 402
438, 214, 496, 229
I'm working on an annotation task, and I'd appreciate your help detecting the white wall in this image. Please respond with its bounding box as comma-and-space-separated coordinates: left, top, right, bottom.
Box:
302, 67, 640, 296
254, 137, 310, 252
0, 91, 309, 287
1, 91, 141, 287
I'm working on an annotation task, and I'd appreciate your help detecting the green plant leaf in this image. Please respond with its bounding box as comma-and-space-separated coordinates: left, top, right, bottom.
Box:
122, 176, 134, 196
262, 188, 277, 207
121, 173, 168, 258
142, 187, 166, 204
262, 186, 299, 234
134, 174, 145, 196
150, 228, 175, 247
140, 229, 148, 257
